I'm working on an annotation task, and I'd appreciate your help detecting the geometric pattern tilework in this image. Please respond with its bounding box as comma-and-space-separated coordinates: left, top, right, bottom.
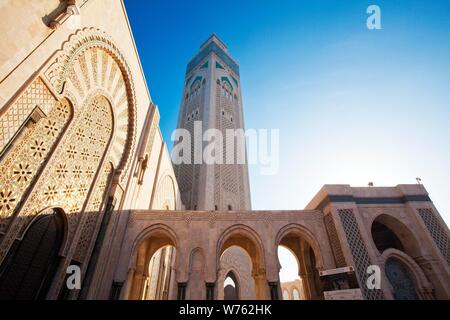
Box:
65, 47, 129, 172
44, 28, 135, 187
73, 162, 113, 262
324, 213, 346, 268
0, 86, 71, 233
0, 95, 113, 263
418, 208, 450, 266
219, 81, 238, 195
218, 79, 241, 210
213, 81, 222, 210
175, 79, 203, 209
212, 78, 245, 211
338, 209, 384, 300
0, 78, 56, 151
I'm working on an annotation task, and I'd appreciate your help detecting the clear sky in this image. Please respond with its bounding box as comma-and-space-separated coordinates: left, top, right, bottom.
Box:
123, 0, 450, 229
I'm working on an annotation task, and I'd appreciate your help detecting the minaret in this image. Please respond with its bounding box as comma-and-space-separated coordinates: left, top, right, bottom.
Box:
174, 34, 251, 211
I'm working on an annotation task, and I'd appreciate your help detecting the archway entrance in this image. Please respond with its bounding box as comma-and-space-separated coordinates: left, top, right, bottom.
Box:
217, 246, 256, 300
282, 289, 289, 300
224, 271, 239, 300
217, 227, 267, 300
129, 229, 177, 300
277, 227, 323, 300
144, 245, 176, 300
371, 215, 424, 258
0, 209, 65, 299
371, 214, 435, 299
371, 221, 405, 253
278, 246, 304, 300
385, 257, 419, 300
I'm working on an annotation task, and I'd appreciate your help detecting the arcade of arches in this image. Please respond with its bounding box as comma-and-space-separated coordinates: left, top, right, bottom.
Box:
118, 196, 450, 300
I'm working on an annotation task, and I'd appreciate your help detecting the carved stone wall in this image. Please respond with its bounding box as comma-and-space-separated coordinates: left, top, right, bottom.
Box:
0, 89, 71, 233
0, 78, 57, 150
218, 246, 256, 300
0, 27, 138, 296
43, 28, 137, 185
338, 209, 384, 300
74, 162, 113, 262
418, 208, 450, 265
0, 95, 113, 264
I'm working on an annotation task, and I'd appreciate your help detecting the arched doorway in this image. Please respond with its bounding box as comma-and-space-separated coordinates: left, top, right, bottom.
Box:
144, 245, 176, 300
385, 257, 419, 300
371, 214, 436, 299
371, 221, 405, 253
276, 225, 323, 300
278, 245, 304, 300
224, 271, 240, 300
0, 208, 65, 299
128, 227, 177, 300
217, 246, 255, 300
217, 226, 267, 300
370, 215, 422, 257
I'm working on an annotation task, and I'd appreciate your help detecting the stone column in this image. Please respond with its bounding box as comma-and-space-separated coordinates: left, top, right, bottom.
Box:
252, 268, 269, 300
215, 268, 226, 300
168, 266, 178, 300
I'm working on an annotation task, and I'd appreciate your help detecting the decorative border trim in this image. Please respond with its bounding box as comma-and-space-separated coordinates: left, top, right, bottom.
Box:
316, 194, 431, 210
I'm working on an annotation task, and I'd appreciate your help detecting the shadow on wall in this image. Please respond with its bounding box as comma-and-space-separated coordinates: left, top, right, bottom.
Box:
42, 1, 67, 27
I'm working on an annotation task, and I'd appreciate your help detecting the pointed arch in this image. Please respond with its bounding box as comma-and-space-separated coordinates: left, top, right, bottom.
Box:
370, 214, 422, 257
217, 224, 265, 269
275, 223, 324, 270
130, 224, 179, 267
127, 224, 179, 300
151, 174, 177, 210
224, 270, 240, 300
275, 224, 325, 300
217, 224, 267, 299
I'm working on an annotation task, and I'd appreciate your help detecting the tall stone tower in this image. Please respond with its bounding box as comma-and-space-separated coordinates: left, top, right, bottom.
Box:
174, 34, 251, 211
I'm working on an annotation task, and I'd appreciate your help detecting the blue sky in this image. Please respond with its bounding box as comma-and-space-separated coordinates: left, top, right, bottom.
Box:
124, 0, 450, 230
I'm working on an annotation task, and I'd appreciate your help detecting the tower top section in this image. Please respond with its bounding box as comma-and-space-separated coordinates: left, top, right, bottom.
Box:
186, 33, 240, 76
200, 33, 228, 51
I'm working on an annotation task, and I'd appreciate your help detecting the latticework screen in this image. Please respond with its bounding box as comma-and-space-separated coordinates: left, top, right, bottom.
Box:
324, 213, 346, 268
418, 208, 450, 265
339, 209, 384, 300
